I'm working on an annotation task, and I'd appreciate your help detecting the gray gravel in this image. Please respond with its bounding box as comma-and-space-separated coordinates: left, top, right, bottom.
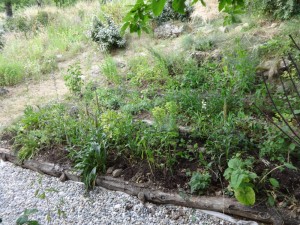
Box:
0, 160, 235, 225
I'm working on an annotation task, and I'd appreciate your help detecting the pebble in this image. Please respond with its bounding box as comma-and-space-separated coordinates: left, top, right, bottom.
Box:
0, 160, 236, 225
112, 168, 123, 178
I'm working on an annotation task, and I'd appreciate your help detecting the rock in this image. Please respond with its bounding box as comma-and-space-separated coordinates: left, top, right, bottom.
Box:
137, 192, 146, 203
106, 166, 114, 174
59, 172, 67, 182
218, 26, 229, 33
234, 25, 243, 32
112, 169, 123, 178
114, 204, 122, 211
68, 106, 79, 118
191, 51, 209, 64
270, 23, 278, 28
243, 23, 249, 28
115, 59, 126, 68
154, 23, 185, 39
209, 49, 222, 61
90, 65, 101, 78
257, 58, 291, 79
171, 209, 185, 220
0, 88, 9, 96
125, 203, 133, 210
56, 54, 64, 62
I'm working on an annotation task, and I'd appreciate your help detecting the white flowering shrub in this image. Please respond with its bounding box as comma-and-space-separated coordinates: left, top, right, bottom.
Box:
90, 17, 126, 52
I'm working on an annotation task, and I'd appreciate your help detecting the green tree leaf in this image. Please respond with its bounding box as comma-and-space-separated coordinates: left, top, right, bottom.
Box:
234, 186, 255, 206
172, 0, 186, 14
284, 163, 297, 170
152, 0, 167, 16
230, 169, 245, 189
228, 158, 241, 169
269, 178, 279, 188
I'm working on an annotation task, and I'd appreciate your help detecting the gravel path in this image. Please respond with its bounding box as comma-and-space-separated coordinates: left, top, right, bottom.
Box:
0, 160, 237, 225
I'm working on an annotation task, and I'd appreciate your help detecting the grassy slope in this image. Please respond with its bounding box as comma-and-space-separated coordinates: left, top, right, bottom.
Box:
1, 0, 300, 210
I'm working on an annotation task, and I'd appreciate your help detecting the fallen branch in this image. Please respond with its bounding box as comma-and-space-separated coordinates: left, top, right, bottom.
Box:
0, 148, 298, 225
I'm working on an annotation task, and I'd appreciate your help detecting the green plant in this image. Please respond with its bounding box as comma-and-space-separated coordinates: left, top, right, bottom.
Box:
128, 55, 169, 88
36, 11, 50, 26
101, 56, 121, 84
188, 171, 211, 194
0, 58, 24, 86
64, 63, 84, 95
122, 0, 246, 34
252, 0, 300, 19
90, 17, 126, 52
154, 0, 193, 25
224, 156, 257, 206
16, 209, 40, 225
152, 101, 178, 132
73, 141, 107, 189
32, 176, 66, 224
100, 110, 134, 145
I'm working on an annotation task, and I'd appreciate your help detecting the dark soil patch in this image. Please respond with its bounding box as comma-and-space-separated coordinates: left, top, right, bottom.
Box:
34, 145, 73, 169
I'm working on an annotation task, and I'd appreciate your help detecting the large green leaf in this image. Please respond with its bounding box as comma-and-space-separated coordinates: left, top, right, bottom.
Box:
152, 0, 167, 16
228, 158, 241, 169
172, 0, 186, 14
235, 186, 255, 206
269, 178, 279, 188
230, 169, 245, 189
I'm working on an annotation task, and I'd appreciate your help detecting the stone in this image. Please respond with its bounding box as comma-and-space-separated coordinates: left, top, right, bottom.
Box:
234, 25, 243, 32
59, 172, 67, 182
90, 65, 101, 78
191, 51, 209, 64
218, 26, 229, 33
243, 23, 249, 28
270, 23, 278, 28
106, 166, 114, 174
68, 106, 79, 117
154, 23, 185, 39
112, 169, 123, 178
0, 88, 9, 96
125, 204, 133, 210
257, 58, 291, 79
137, 192, 146, 203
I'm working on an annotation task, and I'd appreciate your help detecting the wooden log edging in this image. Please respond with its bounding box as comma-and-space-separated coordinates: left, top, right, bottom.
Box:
0, 149, 298, 225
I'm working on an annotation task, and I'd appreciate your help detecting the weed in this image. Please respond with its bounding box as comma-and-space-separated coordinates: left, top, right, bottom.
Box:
224, 156, 257, 206
128, 55, 169, 88
189, 171, 211, 194
73, 141, 107, 189
101, 56, 121, 85
64, 63, 84, 95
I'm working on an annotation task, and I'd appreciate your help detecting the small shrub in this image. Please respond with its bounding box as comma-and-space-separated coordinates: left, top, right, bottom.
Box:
64, 64, 84, 95
36, 11, 49, 26
224, 156, 257, 206
189, 171, 211, 194
128, 55, 169, 88
0, 59, 24, 86
101, 56, 121, 84
73, 141, 107, 189
251, 0, 300, 19
154, 0, 193, 25
90, 17, 126, 52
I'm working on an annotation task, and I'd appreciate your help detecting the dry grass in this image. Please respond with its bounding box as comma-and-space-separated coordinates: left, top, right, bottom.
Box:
191, 0, 221, 24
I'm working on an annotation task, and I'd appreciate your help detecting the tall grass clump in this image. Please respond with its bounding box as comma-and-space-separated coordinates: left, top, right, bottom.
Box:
0, 1, 99, 86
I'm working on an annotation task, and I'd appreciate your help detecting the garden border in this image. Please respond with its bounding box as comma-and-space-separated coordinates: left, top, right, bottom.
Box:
1, 148, 299, 225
